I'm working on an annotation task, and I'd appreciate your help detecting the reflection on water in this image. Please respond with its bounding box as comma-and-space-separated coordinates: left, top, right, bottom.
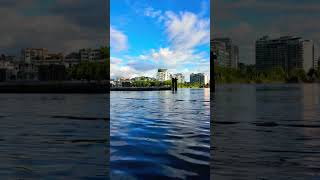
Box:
213, 84, 320, 179
0, 94, 108, 179
111, 89, 210, 179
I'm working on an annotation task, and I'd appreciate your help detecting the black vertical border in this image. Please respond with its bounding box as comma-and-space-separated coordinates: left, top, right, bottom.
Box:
106, 0, 110, 178
210, 0, 214, 92
210, 0, 214, 179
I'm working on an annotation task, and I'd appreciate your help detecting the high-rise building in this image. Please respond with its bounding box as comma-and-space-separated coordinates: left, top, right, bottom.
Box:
213, 38, 239, 69
190, 73, 208, 85
212, 40, 229, 66
156, 69, 170, 81
314, 43, 320, 70
173, 73, 185, 83
22, 48, 48, 62
204, 74, 209, 85
256, 36, 318, 72
79, 49, 102, 61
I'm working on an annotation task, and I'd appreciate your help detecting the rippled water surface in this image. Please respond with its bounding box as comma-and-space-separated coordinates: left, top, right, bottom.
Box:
111, 89, 210, 179
0, 94, 108, 179
213, 84, 320, 180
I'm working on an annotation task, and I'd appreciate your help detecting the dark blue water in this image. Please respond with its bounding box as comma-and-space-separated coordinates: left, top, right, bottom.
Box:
0, 94, 108, 179
110, 89, 210, 179
213, 84, 320, 180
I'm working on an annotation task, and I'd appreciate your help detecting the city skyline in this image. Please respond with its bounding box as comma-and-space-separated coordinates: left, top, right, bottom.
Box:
256, 36, 319, 73
110, 0, 210, 81
111, 68, 209, 83
0, 46, 107, 60
213, 0, 320, 65
214, 35, 320, 70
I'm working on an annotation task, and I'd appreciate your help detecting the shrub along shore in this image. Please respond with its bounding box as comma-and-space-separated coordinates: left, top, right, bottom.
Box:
215, 64, 320, 84
129, 79, 209, 88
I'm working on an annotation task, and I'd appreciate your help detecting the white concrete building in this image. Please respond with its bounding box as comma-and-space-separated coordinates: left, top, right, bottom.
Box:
79, 49, 102, 61
156, 69, 170, 81
256, 36, 319, 72
190, 73, 209, 85
173, 73, 185, 83
204, 74, 209, 85
302, 40, 314, 73
313, 42, 320, 70
22, 48, 48, 62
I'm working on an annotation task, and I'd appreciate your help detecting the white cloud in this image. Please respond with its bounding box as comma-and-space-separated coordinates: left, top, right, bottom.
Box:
110, 57, 137, 79
111, 56, 157, 79
110, 57, 123, 64
138, 55, 148, 60
143, 7, 210, 50
127, 47, 209, 75
144, 7, 162, 18
150, 47, 198, 67
164, 11, 210, 50
143, 6, 210, 48
160, 10, 210, 75
112, 6, 210, 79
110, 26, 128, 51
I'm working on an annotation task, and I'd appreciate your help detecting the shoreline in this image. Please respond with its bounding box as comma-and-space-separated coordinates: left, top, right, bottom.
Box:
0, 81, 209, 93
0, 81, 108, 94
215, 81, 320, 85
110, 87, 171, 91
0, 81, 173, 93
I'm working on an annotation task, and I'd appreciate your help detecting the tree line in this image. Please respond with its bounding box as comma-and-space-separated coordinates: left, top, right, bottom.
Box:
215, 63, 320, 84
130, 79, 207, 88
67, 47, 109, 81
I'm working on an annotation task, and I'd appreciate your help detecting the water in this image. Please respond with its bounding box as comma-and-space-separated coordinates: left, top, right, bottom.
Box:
0, 94, 108, 179
110, 89, 210, 179
213, 84, 320, 180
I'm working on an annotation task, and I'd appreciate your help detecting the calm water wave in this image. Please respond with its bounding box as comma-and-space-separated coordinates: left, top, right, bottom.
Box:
0, 94, 108, 179
213, 84, 320, 180
111, 89, 210, 179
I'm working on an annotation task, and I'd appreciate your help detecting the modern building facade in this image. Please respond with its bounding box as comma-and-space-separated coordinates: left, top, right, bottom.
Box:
173, 73, 185, 83
156, 69, 171, 81
0, 46, 106, 82
190, 73, 209, 85
256, 36, 319, 72
314, 43, 320, 70
212, 40, 229, 67
79, 48, 102, 61
213, 38, 239, 69
22, 48, 48, 62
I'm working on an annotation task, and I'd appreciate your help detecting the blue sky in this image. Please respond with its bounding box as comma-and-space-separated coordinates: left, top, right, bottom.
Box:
110, 0, 210, 81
